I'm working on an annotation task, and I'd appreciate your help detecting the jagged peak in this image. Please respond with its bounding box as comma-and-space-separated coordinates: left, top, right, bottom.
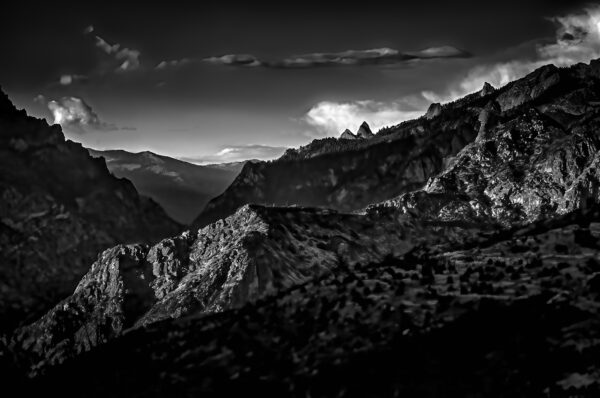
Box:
340, 129, 359, 140
0, 85, 18, 115
480, 82, 496, 97
356, 121, 374, 139
425, 102, 442, 119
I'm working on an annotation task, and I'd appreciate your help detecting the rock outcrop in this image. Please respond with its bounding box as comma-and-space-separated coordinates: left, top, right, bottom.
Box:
0, 88, 180, 332
373, 61, 600, 227
11, 204, 430, 373
356, 121, 374, 138
480, 82, 495, 97
19, 205, 600, 397
339, 129, 358, 140
425, 102, 442, 119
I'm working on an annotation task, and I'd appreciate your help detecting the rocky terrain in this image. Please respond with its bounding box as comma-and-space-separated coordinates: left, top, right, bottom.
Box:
193, 102, 480, 228
5, 60, 600, 396
0, 88, 180, 332
375, 62, 600, 226
88, 149, 239, 224
8, 203, 434, 374
10, 204, 600, 397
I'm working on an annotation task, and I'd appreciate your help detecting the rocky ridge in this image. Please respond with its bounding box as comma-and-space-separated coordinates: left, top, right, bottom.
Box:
372, 61, 600, 226
0, 88, 180, 332
10, 204, 433, 373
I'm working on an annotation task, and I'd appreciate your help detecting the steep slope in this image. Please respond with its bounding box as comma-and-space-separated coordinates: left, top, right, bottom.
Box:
194, 62, 600, 230
376, 61, 600, 226
0, 88, 180, 332
10, 204, 432, 374
20, 205, 600, 397
88, 149, 239, 224
193, 108, 480, 228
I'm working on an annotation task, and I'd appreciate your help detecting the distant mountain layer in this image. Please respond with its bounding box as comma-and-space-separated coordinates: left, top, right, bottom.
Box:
0, 88, 180, 332
88, 149, 240, 224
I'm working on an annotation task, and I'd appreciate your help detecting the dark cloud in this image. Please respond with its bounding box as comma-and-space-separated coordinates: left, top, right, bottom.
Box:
203, 46, 471, 69
44, 96, 120, 133
181, 144, 287, 164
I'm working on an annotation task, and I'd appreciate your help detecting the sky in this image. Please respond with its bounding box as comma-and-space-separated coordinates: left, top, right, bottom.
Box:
1, 1, 599, 164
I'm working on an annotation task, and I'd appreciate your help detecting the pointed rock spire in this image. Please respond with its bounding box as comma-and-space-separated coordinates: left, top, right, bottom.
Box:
480, 82, 496, 97
425, 103, 442, 120
339, 129, 358, 140
356, 121, 374, 139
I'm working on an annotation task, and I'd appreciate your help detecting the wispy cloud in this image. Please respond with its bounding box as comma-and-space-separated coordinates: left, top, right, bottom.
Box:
423, 5, 600, 102
181, 144, 287, 164
93, 35, 141, 72
38, 96, 134, 134
203, 46, 470, 69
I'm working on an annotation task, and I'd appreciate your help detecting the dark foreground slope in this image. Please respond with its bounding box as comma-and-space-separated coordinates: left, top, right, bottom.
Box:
0, 88, 180, 332
16, 205, 600, 397
88, 149, 239, 224
9, 204, 436, 374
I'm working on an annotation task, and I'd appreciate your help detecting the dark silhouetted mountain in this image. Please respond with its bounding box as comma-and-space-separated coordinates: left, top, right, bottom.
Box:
88, 149, 239, 224
0, 88, 180, 333
203, 159, 259, 174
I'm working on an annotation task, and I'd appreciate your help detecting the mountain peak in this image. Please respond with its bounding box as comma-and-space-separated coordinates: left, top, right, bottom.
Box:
0, 86, 17, 116
480, 82, 495, 97
339, 129, 359, 140
356, 121, 374, 138
425, 102, 442, 119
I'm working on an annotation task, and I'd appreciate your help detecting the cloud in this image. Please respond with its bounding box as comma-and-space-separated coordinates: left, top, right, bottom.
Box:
182, 144, 288, 164
44, 96, 119, 133
423, 5, 600, 102
94, 35, 141, 72
59, 74, 88, 85
303, 98, 426, 137
204, 54, 262, 67
155, 58, 191, 70
203, 46, 470, 69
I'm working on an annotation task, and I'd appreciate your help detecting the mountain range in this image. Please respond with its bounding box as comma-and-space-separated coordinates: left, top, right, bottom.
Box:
87, 149, 240, 224
4, 59, 600, 396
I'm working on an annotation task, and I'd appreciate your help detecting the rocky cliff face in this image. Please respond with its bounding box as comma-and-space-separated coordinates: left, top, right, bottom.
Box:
10, 204, 432, 374
373, 61, 600, 226
21, 205, 600, 397
0, 88, 180, 332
